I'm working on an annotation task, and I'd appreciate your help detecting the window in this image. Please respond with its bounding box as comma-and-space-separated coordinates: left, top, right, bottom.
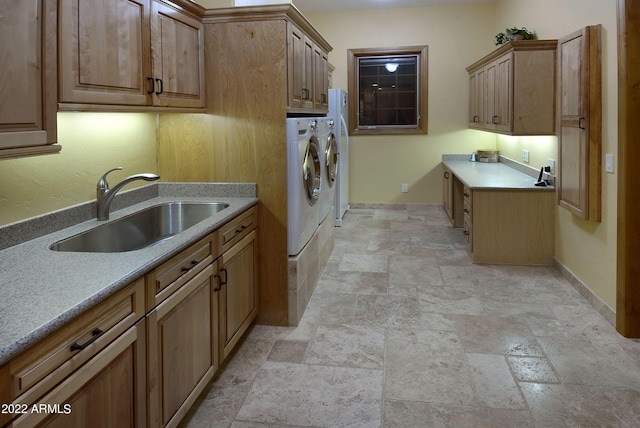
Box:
347, 46, 428, 135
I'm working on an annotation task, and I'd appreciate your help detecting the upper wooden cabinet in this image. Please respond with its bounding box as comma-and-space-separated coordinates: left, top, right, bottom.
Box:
0, 0, 60, 159
287, 23, 329, 112
557, 26, 602, 221
151, 0, 206, 108
58, 0, 205, 110
466, 40, 557, 135
204, 4, 332, 116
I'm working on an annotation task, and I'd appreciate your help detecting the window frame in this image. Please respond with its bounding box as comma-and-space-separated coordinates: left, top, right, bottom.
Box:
347, 45, 428, 135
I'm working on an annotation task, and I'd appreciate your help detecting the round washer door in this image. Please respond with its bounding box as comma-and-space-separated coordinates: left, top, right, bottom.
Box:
303, 136, 321, 205
325, 133, 338, 188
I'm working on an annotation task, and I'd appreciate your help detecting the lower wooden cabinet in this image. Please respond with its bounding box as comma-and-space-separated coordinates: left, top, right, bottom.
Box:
147, 263, 218, 428
464, 189, 554, 266
0, 206, 258, 428
40, 321, 145, 428
219, 230, 258, 360
9, 320, 146, 428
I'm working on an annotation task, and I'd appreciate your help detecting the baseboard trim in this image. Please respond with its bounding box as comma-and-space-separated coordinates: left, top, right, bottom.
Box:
553, 257, 616, 327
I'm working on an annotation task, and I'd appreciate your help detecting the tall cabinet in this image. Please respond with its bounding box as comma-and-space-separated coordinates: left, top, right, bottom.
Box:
159, 4, 332, 326
557, 25, 602, 221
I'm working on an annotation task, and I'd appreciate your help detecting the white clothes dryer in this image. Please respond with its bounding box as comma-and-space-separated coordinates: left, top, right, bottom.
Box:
287, 118, 322, 256
317, 118, 338, 225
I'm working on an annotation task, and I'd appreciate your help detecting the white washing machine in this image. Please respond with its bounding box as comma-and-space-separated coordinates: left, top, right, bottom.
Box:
317, 118, 338, 225
287, 118, 322, 256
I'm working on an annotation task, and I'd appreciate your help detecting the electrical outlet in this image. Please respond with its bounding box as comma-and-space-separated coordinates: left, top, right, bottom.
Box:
522, 150, 529, 163
401, 183, 408, 193
547, 159, 555, 174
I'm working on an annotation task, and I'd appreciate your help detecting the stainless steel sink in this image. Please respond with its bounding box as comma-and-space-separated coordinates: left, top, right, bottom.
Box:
50, 202, 229, 253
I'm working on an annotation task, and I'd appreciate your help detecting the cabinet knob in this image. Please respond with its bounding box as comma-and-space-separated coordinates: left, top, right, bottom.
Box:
444, 171, 450, 179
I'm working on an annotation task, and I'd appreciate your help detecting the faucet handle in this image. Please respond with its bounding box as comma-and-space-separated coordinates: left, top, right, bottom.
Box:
97, 167, 123, 190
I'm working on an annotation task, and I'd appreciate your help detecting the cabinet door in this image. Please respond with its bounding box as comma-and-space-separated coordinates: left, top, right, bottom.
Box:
147, 263, 217, 428
313, 45, 328, 110
220, 230, 258, 360
557, 26, 601, 221
287, 23, 305, 109
470, 68, 487, 129
485, 60, 498, 130
442, 166, 453, 221
494, 53, 512, 133
302, 36, 314, 109
0, 0, 59, 158
11, 321, 146, 428
59, 0, 152, 106
150, 0, 205, 108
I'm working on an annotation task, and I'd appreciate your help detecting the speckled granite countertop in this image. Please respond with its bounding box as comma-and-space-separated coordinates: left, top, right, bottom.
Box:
0, 183, 258, 366
442, 156, 555, 191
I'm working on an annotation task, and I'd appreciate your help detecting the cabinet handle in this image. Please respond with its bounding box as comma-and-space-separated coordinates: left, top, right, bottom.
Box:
492, 115, 499, 124
155, 78, 163, 95
321, 93, 327, 103
235, 225, 247, 234
181, 260, 199, 272
579, 117, 586, 130
473, 115, 478, 123
147, 77, 155, 94
302, 88, 310, 100
70, 328, 104, 352
444, 171, 450, 179
220, 268, 228, 285
214, 274, 222, 292
463, 230, 470, 236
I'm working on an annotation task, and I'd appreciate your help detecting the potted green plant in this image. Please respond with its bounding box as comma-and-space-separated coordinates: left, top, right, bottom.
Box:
495, 27, 534, 45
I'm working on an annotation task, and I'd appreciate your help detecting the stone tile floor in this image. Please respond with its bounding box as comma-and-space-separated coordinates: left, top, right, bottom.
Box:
181, 205, 640, 427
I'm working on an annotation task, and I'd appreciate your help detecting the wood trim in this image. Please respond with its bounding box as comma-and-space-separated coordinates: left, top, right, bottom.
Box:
43, 0, 58, 145
616, 0, 640, 337
466, 39, 558, 73
347, 45, 429, 135
202, 3, 332, 52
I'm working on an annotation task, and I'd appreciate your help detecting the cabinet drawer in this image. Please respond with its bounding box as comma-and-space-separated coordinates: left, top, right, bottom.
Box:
7, 278, 145, 404
219, 207, 257, 254
147, 233, 215, 308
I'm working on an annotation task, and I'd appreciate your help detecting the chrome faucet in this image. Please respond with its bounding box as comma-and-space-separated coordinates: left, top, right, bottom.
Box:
96, 167, 160, 221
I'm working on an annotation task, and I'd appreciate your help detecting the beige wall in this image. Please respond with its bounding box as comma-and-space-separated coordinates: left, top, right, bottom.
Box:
308, 0, 618, 309
494, 0, 618, 307
0, 113, 158, 226
306, 3, 498, 204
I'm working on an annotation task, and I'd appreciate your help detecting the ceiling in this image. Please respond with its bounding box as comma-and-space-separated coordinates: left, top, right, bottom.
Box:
290, 0, 493, 13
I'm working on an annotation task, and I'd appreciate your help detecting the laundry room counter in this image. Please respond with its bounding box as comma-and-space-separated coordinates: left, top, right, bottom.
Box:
442, 155, 555, 266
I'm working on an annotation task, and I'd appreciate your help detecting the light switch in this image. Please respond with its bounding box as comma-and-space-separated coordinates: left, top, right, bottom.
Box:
605, 153, 615, 173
